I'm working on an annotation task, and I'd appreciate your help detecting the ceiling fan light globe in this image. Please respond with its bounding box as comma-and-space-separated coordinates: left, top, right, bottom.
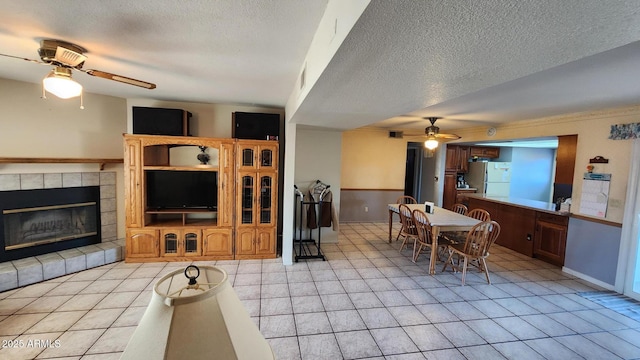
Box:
43, 74, 82, 99
424, 138, 439, 150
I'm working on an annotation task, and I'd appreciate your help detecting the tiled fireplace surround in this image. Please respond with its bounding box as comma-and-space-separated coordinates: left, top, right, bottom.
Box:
0, 172, 124, 292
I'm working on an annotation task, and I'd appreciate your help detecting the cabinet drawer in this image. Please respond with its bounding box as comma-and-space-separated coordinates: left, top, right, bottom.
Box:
536, 212, 568, 226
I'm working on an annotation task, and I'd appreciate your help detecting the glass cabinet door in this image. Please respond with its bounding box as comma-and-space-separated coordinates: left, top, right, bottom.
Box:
164, 233, 178, 254
242, 148, 254, 167
241, 175, 254, 224
260, 175, 272, 224
184, 232, 199, 253
260, 149, 273, 167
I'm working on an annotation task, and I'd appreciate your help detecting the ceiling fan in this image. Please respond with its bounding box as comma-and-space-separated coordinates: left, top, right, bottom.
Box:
0, 39, 155, 104
406, 117, 461, 150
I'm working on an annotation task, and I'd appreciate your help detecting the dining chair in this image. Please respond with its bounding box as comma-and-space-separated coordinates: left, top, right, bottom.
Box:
450, 203, 468, 215
396, 195, 417, 205
394, 196, 417, 241
467, 208, 491, 222
398, 204, 418, 253
411, 209, 448, 263
441, 207, 491, 245
442, 220, 501, 285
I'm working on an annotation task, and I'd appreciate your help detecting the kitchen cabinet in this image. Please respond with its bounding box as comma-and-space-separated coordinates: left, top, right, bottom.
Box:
445, 145, 470, 173
443, 171, 457, 210
534, 212, 568, 266
470, 146, 500, 159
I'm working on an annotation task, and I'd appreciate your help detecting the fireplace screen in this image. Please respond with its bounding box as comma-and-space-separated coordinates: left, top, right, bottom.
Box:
3, 202, 98, 250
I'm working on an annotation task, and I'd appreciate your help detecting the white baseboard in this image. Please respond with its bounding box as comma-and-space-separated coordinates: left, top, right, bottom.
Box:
562, 266, 615, 291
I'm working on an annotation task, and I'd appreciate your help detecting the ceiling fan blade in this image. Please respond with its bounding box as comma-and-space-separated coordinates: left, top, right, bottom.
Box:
0, 53, 44, 64
85, 69, 156, 89
436, 133, 461, 140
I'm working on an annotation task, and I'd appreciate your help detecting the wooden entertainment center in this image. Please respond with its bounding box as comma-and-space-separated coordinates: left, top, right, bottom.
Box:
124, 134, 278, 262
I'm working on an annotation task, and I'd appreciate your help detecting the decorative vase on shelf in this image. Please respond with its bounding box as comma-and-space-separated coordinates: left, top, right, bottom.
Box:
197, 146, 210, 165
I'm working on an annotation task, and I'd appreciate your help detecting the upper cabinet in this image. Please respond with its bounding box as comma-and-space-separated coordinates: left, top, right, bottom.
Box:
470, 146, 500, 159
445, 145, 470, 173
555, 135, 578, 185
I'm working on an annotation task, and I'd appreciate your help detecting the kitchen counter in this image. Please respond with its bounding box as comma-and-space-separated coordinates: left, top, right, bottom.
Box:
455, 187, 477, 191
465, 193, 568, 216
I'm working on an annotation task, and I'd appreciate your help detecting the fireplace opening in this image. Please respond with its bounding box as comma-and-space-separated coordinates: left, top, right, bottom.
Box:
0, 186, 101, 262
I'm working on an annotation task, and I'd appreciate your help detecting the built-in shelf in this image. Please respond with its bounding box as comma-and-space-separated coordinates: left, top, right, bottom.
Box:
0, 157, 123, 170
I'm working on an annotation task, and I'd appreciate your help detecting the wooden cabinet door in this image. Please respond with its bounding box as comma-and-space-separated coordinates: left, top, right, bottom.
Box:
257, 144, 278, 170
237, 144, 258, 171
458, 146, 470, 172
256, 228, 276, 255
445, 145, 458, 172
443, 171, 457, 210
258, 173, 277, 227
237, 172, 257, 226
534, 220, 567, 266
182, 229, 202, 256
236, 228, 256, 255
126, 229, 158, 258
202, 228, 233, 257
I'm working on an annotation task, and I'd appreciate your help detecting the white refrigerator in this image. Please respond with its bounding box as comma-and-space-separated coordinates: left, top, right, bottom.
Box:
467, 162, 512, 197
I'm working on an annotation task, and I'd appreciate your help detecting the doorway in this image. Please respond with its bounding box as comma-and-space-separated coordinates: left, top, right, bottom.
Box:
404, 143, 436, 203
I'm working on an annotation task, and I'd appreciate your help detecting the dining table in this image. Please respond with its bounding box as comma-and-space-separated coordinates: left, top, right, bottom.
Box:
388, 203, 481, 275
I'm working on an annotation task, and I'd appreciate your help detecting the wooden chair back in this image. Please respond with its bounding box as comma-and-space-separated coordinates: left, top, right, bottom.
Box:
467, 208, 491, 222
411, 209, 432, 245
463, 220, 501, 258
398, 204, 417, 236
450, 203, 468, 215
396, 195, 417, 204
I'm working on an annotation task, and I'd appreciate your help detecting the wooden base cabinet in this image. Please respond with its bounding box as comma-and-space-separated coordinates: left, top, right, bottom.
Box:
533, 213, 568, 266
235, 228, 276, 259
126, 229, 159, 259
202, 229, 233, 258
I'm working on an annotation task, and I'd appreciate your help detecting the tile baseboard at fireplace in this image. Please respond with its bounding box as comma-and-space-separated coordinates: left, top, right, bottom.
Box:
0, 239, 124, 292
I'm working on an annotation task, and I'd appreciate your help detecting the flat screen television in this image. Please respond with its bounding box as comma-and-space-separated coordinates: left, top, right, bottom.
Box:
146, 171, 217, 210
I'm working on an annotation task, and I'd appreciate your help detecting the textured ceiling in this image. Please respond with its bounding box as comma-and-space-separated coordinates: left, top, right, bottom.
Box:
1, 0, 640, 133
0, 0, 328, 107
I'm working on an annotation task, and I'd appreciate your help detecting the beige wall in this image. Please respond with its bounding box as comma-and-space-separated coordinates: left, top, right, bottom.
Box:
340, 106, 636, 223
294, 127, 342, 242
341, 127, 407, 189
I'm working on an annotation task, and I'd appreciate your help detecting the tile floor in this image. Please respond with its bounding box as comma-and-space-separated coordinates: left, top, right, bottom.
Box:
1, 222, 640, 359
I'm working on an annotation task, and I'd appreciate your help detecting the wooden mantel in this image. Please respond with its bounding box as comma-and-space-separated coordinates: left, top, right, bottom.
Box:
0, 157, 123, 170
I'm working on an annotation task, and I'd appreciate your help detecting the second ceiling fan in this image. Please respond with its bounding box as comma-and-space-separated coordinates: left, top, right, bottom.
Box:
408, 117, 461, 150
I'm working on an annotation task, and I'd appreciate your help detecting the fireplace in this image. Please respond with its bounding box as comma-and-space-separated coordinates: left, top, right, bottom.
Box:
0, 186, 101, 262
